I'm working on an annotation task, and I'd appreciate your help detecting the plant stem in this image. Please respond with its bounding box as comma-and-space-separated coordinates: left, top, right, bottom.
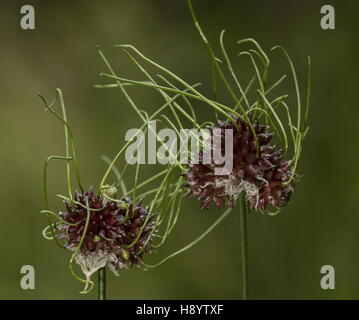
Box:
98, 268, 106, 300
238, 195, 248, 300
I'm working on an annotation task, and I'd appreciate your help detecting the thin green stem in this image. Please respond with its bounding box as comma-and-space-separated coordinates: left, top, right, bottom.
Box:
238, 195, 248, 300
98, 268, 106, 300
144, 208, 231, 269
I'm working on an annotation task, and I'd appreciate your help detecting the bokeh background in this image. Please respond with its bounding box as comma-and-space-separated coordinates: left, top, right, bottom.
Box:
0, 0, 358, 300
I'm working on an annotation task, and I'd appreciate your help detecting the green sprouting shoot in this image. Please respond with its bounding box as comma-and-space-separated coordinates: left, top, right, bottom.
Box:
95, 0, 311, 218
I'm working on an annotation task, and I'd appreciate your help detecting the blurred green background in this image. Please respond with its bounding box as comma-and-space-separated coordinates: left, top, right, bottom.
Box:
0, 0, 358, 300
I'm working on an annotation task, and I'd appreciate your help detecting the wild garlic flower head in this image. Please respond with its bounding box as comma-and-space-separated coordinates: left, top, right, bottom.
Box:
183, 115, 294, 212
94, 2, 310, 215
58, 188, 156, 280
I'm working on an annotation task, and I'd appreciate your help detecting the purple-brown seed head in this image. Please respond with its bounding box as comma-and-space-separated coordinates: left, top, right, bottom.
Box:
57, 188, 156, 274
183, 115, 294, 212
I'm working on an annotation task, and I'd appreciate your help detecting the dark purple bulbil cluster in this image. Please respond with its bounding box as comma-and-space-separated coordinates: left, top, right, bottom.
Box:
183, 116, 294, 212
58, 188, 156, 270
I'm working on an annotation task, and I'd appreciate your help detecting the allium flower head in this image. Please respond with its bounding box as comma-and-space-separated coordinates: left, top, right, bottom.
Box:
58, 188, 156, 280
184, 115, 294, 212
40, 89, 185, 294
94, 6, 310, 216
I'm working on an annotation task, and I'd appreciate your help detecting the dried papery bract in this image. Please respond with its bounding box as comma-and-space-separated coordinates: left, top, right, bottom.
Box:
95, 0, 311, 299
